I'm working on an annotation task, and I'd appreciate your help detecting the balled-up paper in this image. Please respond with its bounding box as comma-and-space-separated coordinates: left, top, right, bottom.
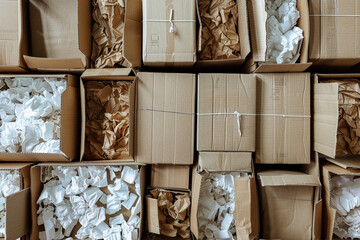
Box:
199, 0, 240, 60
84, 81, 131, 160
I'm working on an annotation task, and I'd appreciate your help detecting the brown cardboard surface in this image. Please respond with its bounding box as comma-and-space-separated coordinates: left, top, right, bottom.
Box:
198, 152, 252, 173
142, 0, 196, 66
197, 74, 256, 152
136, 72, 196, 164
150, 165, 190, 190
80, 69, 136, 161
0, 0, 28, 72
248, 0, 310, 72
258, 171, 321, 187
255, 73, 311, 164
0, 74, 80, 162
27, 0, 91, 71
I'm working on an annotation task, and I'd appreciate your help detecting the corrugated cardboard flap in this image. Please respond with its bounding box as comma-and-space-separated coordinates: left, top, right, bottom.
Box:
81, 68, 134, 78
258, 171, 321, 187
23, 55, 85, 71
0, 163, 32, 170
326, 157, 360, 171
198, 152, 252, 173
146, 197, 160, 234
254, 63, 312, 72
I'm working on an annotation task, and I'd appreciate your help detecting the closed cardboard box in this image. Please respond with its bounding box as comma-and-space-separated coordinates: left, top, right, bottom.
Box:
197, 73, 256, 152
150, 165, 190, 190
309, 0, 360, 69
0, 0, 28, 72
142, 0, 196, 66
258, 170, 321, 240
255, 73, 311, 164
136, 72, 196, 164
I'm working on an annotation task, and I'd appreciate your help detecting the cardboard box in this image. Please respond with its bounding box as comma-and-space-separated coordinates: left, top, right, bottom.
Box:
191, 152, 260, 239
255, 73, 311, 164
257, 170, 321, 240
80, 68, 136, 162
31, 162, 146, 240
142, 0, 196, 66
197, 73, 256, 152
309, 0, 360, 70
25, 0, 92, 72
247, 0, 311, 72
196, 0, 251, 69
150, 165, 190, 190
314, 74, 360, 159
0, 163, 32, 240
0, 74, 80, 162
136, 72, 196, 164
0, 0, 28, 72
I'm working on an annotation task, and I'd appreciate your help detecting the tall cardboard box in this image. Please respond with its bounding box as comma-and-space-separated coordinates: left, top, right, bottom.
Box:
191, 152, 260, 240
0, 0, 28, 72
309, 0, 360, 70
136, 72, 196, 164
247, 0, 311, 72
142, 0, 196, 66
257, 170, 321, 240
255, 73, 311, 164
197, 74, 256, 152
150, 165, 190, 190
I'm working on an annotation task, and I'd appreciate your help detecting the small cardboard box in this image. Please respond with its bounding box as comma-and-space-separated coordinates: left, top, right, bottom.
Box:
257, 170, 321, 240
309, 0, 360, 70
136, 72, 196, 164
0, 74, 80, 162
0, 0, 28, 73
80, 68, 136, 162
150, 165, 190, 190
314, 73, 360, 159
31, 162, 146, 240
0, 163, 32, 240
191, 152, 260, 239
142, 0, 196, 66
197, 73, 256, 152
247, 0, 312, 72
255, 73, 311, 164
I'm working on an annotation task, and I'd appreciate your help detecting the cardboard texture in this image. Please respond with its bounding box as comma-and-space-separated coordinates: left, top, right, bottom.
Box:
247, 0, 311, 72
191, 152, 260, 240
30, 163, 146, 240
150, 165, 190, 190
136, 72, 196, 164
196, 0, 250, 68
314, 74, 360, 160
0, 0, 28, 72
197, 74, 256, 152
26, 0, 91, 72
142, 0, 196, 66
255, 73, 311, 164
258, 170, 321, 240
309, 0, 360, 69
80, 68, 136, 162
0, 74, 80, 162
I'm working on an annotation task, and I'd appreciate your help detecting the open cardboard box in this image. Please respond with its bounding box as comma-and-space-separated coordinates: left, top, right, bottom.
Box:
150, 165, 190, 190
31, 162, 146, 240
0, 0, 28, 73
0, 74, 80, 162
191, 152, 260, 239
247, 0, 312, 72
80, 68, 136, 162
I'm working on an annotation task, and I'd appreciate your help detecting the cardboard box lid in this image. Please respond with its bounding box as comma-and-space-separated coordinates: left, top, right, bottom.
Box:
254, 63, 312, 73
150, 165, 190, 190
326, 157, 360, 170
197, 73, 256, 152
136, 72, 196, 164
258, 170, 321, 187
198, 152, 252, 173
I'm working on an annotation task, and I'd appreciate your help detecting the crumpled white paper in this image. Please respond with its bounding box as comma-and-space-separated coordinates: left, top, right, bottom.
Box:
197, 172, 247, 240
0, 170, 21, 237
0, 77, 66, 154
331, 175, 360, 239
265, 0, 303, 64
37, 165, 141, 240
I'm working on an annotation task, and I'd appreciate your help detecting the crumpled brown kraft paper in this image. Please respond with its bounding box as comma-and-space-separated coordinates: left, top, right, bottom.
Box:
91, 0, 130, 68
148, 189, 190, 238
84, 81, 130, 160
323, 79, 360, 156
199, 0, 240, 60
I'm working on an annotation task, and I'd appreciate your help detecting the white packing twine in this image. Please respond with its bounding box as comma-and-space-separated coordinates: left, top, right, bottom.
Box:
169, 9, 174, 33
